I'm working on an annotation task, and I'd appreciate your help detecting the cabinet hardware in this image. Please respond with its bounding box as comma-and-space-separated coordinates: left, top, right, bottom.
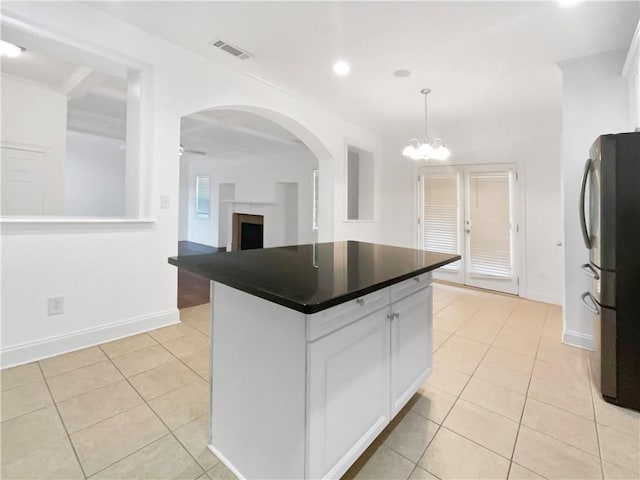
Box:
356, 298, 365, 306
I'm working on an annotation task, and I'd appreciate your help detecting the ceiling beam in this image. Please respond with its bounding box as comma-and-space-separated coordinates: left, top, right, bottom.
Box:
184, 112, 301, 147
60, 67, 108, 99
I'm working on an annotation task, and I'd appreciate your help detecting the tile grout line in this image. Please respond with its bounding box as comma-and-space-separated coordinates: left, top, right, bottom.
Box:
87, 432, 174, 479
416, 298, 520, 479
95, 343, 209, 476
382, 290, 474, 478
586, 359, 606, 480
505, 304, 548, 480
363, 293, 483, 477
145, 321, 210, 382
35, 361, 89, 480
155, 341, 210, 383
36, 350, 202, 438
39, 354, 106, 381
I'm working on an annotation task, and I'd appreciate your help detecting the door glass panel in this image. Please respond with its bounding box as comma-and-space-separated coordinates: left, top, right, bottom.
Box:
423, 173, 460, 271
468, 171, 511, 278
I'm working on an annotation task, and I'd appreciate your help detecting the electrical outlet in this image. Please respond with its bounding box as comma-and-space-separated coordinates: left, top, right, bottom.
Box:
160, 195, 170, 209
48, 296, 64, 316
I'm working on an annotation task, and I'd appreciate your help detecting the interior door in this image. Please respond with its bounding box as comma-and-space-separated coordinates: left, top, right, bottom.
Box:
1, 146, 46, 215
419, 164, 519, 295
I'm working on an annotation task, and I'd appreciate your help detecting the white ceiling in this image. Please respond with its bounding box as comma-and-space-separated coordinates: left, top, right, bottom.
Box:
1, 24, 129, 139
91, 1, 639, 137
181, 109, 309, 158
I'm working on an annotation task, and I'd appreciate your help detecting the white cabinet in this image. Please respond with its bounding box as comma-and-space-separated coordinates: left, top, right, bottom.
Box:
307, 308, 391, 479
306, 277, 432, 479
209, 277, 433, 480
390, 286, 432, 416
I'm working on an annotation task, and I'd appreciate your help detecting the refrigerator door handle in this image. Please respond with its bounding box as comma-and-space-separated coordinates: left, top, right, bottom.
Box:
581, 291, 600, 315
579, 158, 592, 249
580, 263, 600, 280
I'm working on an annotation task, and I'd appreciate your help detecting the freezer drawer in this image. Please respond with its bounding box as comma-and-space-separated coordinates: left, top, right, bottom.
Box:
580, 263, 616, 308
585, 291, 617, 402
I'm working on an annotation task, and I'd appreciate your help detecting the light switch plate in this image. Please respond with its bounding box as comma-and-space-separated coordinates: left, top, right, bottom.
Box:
160, 195, 170, 209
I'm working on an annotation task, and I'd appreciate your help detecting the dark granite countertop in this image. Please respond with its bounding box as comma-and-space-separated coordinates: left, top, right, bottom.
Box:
168, 241, 460, 314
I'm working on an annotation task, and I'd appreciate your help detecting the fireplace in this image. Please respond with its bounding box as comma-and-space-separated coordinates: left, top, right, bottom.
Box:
233, 213, 264, 250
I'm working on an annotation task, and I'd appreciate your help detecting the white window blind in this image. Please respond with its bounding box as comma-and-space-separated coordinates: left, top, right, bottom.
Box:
468, 172, 511, 278
423, 173, 460, 271
312, 169, 319, 232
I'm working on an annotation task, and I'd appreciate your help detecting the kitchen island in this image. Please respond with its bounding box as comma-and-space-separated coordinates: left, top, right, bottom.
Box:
169, 241, 460, 480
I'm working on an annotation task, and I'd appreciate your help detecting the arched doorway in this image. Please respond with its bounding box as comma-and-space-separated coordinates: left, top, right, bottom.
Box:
176, 106, 331, 308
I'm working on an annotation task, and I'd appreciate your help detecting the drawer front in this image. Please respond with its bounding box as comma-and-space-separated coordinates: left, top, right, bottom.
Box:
390, 272, 432, 302
306, 288, 389, 341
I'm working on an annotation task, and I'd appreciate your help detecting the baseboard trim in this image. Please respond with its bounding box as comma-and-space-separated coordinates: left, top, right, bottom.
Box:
208, 444, 247, 480
1, 308, 179, 369
525, 289, 562, 305
563, 329, 594, 351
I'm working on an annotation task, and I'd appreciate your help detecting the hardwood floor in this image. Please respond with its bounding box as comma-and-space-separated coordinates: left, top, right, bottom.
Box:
177, 241, 224, 309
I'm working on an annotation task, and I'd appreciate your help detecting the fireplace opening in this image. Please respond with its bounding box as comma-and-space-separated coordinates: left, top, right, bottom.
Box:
240, 222, 263, 250
233, 213, 264, 250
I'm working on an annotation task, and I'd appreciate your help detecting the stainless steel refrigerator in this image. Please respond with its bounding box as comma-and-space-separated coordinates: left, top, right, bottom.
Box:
580, 131, 640, 412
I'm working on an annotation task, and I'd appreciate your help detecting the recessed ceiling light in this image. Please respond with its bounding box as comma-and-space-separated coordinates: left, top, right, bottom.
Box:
333, 60, 350, 77
0, 40, 25, 58
394, 69, 412, 78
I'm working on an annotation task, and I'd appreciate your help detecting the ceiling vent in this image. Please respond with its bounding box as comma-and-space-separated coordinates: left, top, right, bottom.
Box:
210, 39, 253, 60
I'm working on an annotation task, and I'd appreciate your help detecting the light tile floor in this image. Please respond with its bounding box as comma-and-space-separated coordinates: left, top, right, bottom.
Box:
1, 283, 639, 479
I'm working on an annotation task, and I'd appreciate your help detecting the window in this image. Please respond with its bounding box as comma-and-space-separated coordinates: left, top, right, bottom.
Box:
0, 19, 147, 218
312, 169, 319, 232
195, 176, 210, 217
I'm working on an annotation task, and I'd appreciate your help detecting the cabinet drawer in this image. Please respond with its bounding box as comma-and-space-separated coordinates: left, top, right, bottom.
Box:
306, 288, 389, 341
390, 272, 432, 302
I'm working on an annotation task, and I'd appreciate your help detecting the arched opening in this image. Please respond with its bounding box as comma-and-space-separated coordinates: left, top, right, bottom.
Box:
176, 105, 331, 308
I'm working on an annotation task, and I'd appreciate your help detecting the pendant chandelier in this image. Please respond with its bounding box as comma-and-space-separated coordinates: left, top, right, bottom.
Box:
402, 88, 451, 161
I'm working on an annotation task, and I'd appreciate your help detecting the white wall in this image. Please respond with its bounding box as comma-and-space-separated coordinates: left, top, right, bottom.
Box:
380, 107, 565, 305
624, 21, 640, 130
558, 50, 630, 349
180, 150, 317, 248
177, 158, 189, 240
1, 76, 67, 214
0, 2, 382, 367
65, 131, 125, 217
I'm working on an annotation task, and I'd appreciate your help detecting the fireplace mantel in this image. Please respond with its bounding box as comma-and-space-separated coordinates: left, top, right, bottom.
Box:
223, 200, 277, 206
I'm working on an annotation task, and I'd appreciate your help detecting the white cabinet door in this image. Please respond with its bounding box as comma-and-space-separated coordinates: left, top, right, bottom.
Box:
307, 308, 390, 479
390, 286, 433, 416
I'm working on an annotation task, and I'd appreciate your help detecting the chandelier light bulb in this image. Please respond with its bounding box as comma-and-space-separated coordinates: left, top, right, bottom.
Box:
402, 145, 417, 157
417, 143, 433, 158
402, 89, 451, 161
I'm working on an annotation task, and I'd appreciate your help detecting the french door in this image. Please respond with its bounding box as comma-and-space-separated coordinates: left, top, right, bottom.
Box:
418, 164, 519, 295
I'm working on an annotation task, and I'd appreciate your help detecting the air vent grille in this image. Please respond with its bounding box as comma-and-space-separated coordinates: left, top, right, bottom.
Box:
209, 38, 252, 60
